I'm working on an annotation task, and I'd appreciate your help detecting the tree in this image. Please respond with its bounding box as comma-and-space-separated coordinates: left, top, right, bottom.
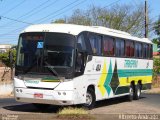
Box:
63, 3, 152, 37
152, 16, 160, 44
52, 18, 66, 23
154, 16, 160, 36
152, 38, 159, 44
68, 9, 91, 26
0, 49, 16, 68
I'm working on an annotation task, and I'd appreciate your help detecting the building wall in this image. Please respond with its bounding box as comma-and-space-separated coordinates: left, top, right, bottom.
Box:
0, 44, 12, 53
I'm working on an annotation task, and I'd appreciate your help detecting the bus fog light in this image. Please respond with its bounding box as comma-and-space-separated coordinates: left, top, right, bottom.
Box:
63, 92, 66, 95
20, 89, 23, 92
16, 89, 19, 92
58, 92, 61, 95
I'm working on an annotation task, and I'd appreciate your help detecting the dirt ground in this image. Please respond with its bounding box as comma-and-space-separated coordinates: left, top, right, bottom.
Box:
147, 87, 160, 94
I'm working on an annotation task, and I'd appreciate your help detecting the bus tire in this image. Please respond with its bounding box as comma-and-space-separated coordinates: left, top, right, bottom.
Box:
32, 103, 50, 110
83, 88, 96, 109
128, 85, 134, 101
134, 84, 141, 100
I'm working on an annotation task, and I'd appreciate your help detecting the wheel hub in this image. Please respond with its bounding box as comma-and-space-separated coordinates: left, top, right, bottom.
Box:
137, 88, 140, 97
86, 93, 92, 106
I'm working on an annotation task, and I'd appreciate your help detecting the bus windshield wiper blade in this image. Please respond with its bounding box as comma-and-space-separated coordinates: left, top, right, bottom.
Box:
44, 61, 60, 78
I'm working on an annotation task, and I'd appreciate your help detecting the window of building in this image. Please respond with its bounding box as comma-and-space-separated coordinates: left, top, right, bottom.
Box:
89, 34, 102, 55
125, 41, 134, 57
103, 36, 114, 56
135, 42, 142, 58
116, 39, 124, 57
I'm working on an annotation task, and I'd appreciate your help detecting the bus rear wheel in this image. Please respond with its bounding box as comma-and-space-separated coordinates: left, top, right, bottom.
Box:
83, 88, 95, 109
128, 85, 134, 101
134, 83, 141, 100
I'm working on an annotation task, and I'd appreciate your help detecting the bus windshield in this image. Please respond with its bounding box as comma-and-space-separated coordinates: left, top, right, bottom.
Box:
16, 32, 75, 75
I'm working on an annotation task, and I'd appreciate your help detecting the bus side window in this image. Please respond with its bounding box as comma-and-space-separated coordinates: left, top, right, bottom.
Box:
125, 41, 134, 57
76, 34, 87, 73
89, 34, 102, 55
143, 44, 149, 59
77, 34, 86, 51
103, 36, 114, 56
116, 39, 124, 57
135, 42, 142, 58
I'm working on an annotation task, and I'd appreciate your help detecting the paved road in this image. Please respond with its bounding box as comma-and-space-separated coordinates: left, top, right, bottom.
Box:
0, 93, 160, 119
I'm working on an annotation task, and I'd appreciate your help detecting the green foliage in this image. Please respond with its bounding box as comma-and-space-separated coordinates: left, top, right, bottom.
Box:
153, 58, 160, 77
154, 16, 160, 36
152, 38, 159, 44
52, 19, 66, 23
57, 3, 152, 37
0, 49, 16, 67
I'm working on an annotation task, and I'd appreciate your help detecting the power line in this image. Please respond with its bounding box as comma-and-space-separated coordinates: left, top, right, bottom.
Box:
38, 0, 87, 23
0, 0, 84, 39
90, 0, 95, 6
0, 0, 124, 40
0, 0, 119, 37
17, 0, 51, 19
103, 0, 122, 9
34, 0, 82, 23
0, 34, 18, 36
0, 0, 52, 28
21, 0, 58, 21
132, 0, 138, 6
0, 39, 18, 43
1, 0, 26, 15
0, 25, 27, 36
0, 15, 33, 25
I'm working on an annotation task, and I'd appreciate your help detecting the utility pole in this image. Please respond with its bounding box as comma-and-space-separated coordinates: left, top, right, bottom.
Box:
145, 0, 148, 38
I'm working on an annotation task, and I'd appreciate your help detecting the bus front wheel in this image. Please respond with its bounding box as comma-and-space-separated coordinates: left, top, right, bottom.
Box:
83, 88, 96, 109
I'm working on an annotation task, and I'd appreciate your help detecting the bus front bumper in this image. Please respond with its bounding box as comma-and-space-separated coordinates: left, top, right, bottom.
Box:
14, 87, 74, 105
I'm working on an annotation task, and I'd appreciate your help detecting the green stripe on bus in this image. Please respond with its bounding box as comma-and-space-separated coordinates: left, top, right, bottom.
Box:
117, 69, 152, 77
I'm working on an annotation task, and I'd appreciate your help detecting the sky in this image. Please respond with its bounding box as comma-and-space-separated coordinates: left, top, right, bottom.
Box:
0, 0, 159, 45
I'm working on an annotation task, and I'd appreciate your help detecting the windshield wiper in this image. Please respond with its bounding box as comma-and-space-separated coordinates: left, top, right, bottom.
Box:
44, 61, 60, 78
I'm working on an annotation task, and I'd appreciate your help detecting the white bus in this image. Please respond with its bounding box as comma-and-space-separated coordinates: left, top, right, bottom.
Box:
14, 24, 153, 109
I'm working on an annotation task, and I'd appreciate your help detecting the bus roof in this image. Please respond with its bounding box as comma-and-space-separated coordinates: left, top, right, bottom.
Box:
22, 23, 152, 44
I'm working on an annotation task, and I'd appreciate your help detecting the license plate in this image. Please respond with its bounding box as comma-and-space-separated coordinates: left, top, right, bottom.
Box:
34, 93, 43, 99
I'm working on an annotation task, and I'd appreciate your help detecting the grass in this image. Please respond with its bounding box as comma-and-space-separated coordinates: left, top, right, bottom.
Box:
58, 107, 88, 115
57, 107, 94, 120
152, 84, 160, 88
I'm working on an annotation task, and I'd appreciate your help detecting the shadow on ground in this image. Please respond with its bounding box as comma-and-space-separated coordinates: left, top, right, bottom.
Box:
3, 96, 146, 113
3, 104, 61, 113
94, 96, 146, 108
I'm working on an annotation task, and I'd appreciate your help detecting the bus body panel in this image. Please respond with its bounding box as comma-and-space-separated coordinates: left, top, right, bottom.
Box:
14, 24, 153, 106
83, 56, 152, 101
